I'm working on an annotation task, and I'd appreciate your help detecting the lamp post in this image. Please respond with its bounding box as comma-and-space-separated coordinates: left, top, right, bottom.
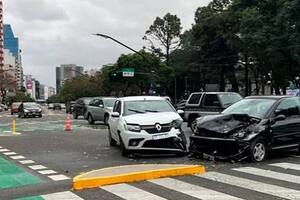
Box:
93, 33, 155, 95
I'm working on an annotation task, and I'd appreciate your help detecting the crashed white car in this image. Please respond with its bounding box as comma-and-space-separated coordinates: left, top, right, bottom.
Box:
108, 96, 187, 156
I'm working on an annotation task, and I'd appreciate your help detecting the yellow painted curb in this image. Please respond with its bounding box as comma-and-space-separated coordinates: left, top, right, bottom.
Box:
73, 164, 205, 190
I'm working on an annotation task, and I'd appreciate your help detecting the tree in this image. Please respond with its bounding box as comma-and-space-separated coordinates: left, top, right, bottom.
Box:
100, 51, 174, 96
6, 91, 33, 105
58, 72, 103, 102
0, 67, 17, 103
143, 13, 182, 66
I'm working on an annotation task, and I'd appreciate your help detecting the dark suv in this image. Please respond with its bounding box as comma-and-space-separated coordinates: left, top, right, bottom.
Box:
184, 92, 242, 133
73, 98, 92, 119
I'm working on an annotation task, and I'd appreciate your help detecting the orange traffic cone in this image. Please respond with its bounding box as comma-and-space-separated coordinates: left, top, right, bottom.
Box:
65, 116, 72, 131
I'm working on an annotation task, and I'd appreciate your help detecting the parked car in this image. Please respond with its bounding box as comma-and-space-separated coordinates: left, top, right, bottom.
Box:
18, 102, 42, 118
48, 103, 54, 109
53, 103, 62, 110
66, 101, 76, 114
73, 98, 92, 119
0, 104, 8, 111
61, 103, 66, 109
85, 97, 117, 125
184, 92, 243, 133
108, 96, 186, 157
189, 96, 300, 163
11, 102, 21, 115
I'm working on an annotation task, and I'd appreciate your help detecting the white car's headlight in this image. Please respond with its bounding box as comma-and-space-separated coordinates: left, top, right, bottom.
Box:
24, 109, 29, 113
125, 124, 141, 132
171, 119, 183, 129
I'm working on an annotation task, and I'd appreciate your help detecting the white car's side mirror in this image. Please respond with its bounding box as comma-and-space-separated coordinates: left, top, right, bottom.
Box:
111, 112, 120, 118
177, 110, 184, 115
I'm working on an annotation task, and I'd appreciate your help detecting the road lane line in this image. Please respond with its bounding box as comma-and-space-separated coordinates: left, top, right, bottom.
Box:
0, 149, 10, 152
29, 165, 47, 170
101, 183, 167, 200
48, 174, 70, 181
150, 178, 243, 200
42, 191, 83, 200
233, 167, 300, 184
10, 155, 25, 160
19, 160, 35, 164
0, 146, 2, 148
3, 152, 17, 155
270, 163, 300, 171
38, 170, 57, 175
198, 172, 300, 200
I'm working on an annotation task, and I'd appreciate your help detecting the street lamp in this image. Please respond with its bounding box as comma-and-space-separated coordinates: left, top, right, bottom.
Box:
93, 33, 156, 94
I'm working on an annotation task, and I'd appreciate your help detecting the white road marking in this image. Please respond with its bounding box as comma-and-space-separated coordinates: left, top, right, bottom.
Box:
0, 149, 10, 152
19, 160, 35, 164
150, 178, 243, 200
101, 183, 167, 200
29, 165, 47, 170
0, 146, 2, 148
233, 167, 300, 184
48, 174, 70, 181
38, 170, 57, 175
270, 162, 300, 171
10, 155, 25, 160
42, 191, 83, 200
198, 172, 300, 200
3, 152, 17, 155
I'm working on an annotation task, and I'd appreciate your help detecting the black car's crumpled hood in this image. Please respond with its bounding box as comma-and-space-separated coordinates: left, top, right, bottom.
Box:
195, 114, 260, 136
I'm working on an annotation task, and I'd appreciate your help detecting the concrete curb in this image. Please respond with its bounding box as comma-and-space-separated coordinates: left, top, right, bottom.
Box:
73, 164, 205, 190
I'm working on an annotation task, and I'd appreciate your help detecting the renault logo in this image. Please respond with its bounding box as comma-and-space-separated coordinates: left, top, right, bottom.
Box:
155, 124, 162, 132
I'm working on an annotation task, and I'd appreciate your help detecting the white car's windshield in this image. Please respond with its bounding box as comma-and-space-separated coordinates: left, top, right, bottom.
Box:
124, 100, 174, 116
222, 99, 276, 119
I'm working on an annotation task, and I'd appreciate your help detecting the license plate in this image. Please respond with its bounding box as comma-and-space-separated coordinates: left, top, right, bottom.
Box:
152, 134, 167, 140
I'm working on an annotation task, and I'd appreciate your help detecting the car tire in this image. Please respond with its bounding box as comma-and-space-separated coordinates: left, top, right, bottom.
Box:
104, 114, 109, 125
108, 127, 117, 147
88, 114, 94, 125
73, 112, 78, 119
249, 137, 268, 163
39, 114, 42, 118
11, 112, 13, 115
190, 118, 198, 133
119, 133, 128, 157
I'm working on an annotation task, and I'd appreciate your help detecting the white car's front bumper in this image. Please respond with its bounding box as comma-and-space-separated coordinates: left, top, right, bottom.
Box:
120, 128, 187, 152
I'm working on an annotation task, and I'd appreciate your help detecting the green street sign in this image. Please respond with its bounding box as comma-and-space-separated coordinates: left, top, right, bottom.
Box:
121, 68, 135, 77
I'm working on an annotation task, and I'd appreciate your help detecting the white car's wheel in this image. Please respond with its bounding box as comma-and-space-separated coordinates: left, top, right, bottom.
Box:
119, 133, 129, 157
108, 127, 117, 146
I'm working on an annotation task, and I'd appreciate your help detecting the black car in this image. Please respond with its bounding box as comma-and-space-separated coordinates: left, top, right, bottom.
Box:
18, 102, 42, 118
53, 103, 62, 110
66, 101, 76, 114
189, 96, 300, 162
72, 98, 92, 119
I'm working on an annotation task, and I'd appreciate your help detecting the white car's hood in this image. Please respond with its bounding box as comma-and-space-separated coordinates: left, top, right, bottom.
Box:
123, 112, 181, 125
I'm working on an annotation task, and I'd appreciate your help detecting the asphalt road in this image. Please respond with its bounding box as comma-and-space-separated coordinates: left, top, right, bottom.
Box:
0, 108, 299, 200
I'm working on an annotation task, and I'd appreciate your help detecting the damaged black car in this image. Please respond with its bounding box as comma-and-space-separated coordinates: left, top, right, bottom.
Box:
189, 96, 300, 162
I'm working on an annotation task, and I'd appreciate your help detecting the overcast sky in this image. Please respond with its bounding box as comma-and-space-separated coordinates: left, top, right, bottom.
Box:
4, 0, 210, 87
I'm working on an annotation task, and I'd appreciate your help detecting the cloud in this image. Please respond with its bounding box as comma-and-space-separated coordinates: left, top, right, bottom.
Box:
5, 0, 68, 22
3, 0, 211, 87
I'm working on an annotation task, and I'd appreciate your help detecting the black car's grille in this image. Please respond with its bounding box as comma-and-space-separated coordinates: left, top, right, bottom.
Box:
197, 128, 230, 138
141, 123, 172, 134
143, 137, 178, 149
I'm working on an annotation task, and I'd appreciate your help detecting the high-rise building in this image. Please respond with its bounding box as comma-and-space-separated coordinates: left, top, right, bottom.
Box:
3, 24, 23, 89
56, 64, 84, 93
0, 1, 3, 69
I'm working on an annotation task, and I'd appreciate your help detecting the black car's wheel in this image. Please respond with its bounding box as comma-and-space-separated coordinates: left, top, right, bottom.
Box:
249, 137, 268, 162
73, 112, 78, 119
119, 133, 128, 157
88, 114, 94, 125
108, 127, 117, 146
190, 118, 198, 133
104, 114, 109, 125
39, 114, 42, 118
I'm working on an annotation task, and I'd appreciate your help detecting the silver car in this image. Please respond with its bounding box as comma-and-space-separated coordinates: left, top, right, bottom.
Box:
86, 97, 117, 125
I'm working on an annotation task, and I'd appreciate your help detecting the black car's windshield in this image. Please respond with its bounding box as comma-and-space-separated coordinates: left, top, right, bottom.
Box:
124, 100, 174, 116
24, 103, 39, 109
103, 98, 116, 107
222, 99, 276, 119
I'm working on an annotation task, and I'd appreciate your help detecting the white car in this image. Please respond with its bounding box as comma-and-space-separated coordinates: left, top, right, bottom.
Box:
108, 96, 187, 156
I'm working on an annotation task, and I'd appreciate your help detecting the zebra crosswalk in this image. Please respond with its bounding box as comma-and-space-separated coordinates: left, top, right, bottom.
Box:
17, 160, 300, 200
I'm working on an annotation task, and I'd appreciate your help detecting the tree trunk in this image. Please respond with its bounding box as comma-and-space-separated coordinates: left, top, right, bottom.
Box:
227, 66, 239, 93
220, 67, 225, 92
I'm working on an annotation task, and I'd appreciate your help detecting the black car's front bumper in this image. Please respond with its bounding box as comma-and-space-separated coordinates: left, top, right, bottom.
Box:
189, 135, 250, 161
